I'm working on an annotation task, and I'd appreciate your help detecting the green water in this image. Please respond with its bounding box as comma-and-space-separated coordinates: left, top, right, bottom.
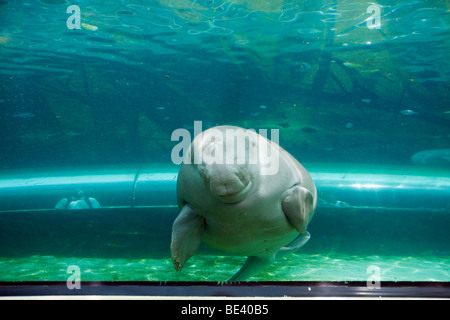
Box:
1, 1, 449, 169
0, 0, 449, 288
0, 252, 448, 282
0, 205, 448, 283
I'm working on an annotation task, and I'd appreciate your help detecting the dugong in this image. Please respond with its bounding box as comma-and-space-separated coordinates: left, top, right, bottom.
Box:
411, 149, 450, 166
171, 126, 317, 281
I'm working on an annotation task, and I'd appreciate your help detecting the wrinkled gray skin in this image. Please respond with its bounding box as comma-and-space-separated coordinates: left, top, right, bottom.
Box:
171, 126, 317, 281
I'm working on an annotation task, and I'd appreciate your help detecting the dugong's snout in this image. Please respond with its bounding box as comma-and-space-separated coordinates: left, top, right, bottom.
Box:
200, 164, 253, 203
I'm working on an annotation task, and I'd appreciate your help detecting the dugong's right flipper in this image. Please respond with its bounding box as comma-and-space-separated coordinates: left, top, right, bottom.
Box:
171, 204, 205, 271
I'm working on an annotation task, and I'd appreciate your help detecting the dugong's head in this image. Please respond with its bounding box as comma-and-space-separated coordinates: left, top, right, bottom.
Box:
411, 150, 430, 165
190, 126, 259, 204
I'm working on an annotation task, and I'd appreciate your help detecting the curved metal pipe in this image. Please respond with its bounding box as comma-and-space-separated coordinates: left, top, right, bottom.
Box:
0, 164, 449, 213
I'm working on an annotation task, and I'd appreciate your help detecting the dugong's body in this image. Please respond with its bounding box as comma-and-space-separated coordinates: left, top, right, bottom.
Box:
171, 126, 316, 281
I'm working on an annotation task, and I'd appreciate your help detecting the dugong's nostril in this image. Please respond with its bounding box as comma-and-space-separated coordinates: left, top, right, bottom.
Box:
235, 165, 251, 187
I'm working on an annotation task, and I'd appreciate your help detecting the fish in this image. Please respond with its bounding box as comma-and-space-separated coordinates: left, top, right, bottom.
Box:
411, 149, 450, 166
301, 125, 320, 133
12, 112, 35, 119
343, 62, 363, 69
279, 121, 290, 128
400, 109, 419, 116
81, 23, 98, 31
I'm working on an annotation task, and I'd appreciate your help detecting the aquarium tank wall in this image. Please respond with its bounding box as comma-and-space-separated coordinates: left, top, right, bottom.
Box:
0, 0, 449, 297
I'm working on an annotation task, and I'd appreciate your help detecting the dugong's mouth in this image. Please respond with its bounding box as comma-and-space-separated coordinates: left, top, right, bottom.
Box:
217, 181, 252, 204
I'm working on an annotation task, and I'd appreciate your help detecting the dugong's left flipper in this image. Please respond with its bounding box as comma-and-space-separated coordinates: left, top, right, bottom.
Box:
227, 233, 311, 282
281, 185, 314, 233
171, 204, 205, 271
274, 231, 311, 260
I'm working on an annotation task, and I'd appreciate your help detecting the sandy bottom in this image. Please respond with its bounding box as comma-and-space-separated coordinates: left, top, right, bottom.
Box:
0, 252, 449, 282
